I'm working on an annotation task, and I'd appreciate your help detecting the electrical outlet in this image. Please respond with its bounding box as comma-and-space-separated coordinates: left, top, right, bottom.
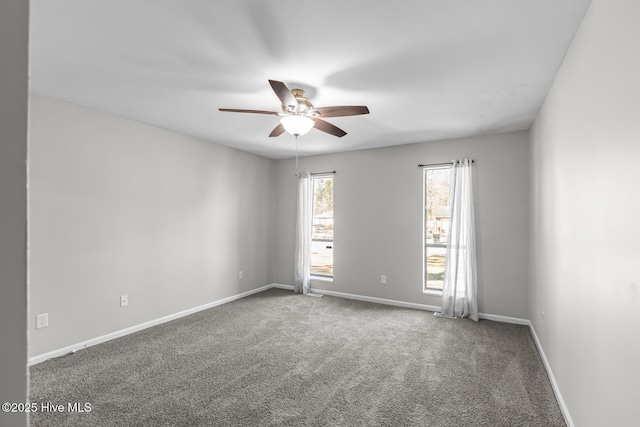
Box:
381, 275, 387, 284
120, 295, 129, 307
36, 313, 49, 329
239, 271, 244, 280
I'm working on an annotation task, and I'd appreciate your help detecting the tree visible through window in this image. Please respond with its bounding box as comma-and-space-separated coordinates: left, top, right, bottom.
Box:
424, 167, 450, 291
311, 175, 334, 277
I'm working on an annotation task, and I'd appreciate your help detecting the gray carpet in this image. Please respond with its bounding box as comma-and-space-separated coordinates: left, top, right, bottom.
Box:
30, 288, 564, 426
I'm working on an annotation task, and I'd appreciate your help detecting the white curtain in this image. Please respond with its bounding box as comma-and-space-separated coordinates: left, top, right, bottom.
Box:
440, 159, 478, 321
294, 172, 312, 294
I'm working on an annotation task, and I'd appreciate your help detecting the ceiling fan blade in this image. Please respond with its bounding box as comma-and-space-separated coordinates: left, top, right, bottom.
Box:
269, 123, 285, 137
314, 106, 370, 118
219, 108, 279, 115
313, 118, 347, 137
268, 80, 298, 108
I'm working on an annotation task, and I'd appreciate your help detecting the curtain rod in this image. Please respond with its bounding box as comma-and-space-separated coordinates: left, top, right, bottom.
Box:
311, 171, 336, 175
418, 160, 475, 168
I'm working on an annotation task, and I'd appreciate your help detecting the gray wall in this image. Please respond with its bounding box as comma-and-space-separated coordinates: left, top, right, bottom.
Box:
529, 0, 640, 425
274, 132, 530, 319
0, 0, 29, 426
29, 94, 275, 357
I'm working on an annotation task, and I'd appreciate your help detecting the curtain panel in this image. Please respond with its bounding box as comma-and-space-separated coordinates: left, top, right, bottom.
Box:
294, 172, 312, 294
440, 159, 478, 321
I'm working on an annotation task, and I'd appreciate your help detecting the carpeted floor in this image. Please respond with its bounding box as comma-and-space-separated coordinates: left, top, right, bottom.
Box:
29, 288, 565, 426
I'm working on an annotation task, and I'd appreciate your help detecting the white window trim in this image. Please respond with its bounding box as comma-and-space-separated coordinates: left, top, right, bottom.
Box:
310, 275, 334, 283
311, 174, 334, 280
422, 166, 450, 294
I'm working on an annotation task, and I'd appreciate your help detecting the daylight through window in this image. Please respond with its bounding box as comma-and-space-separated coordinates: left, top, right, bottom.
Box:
311, 175, 334, 278
424, 167, 450, 291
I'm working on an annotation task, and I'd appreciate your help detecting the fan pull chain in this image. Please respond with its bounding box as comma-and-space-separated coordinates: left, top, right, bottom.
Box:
295, 135, 299, 177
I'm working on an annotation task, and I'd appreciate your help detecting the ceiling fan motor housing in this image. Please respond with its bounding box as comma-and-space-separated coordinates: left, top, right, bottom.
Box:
284, 89, 314, 115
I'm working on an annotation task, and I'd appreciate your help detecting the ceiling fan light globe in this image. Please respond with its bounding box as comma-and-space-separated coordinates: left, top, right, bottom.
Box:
280, 115, 314, 137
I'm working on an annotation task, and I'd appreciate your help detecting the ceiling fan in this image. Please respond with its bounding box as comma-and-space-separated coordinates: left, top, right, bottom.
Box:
219, 80, 369, 138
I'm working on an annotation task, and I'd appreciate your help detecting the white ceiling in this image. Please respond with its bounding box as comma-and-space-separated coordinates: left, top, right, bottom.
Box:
30, 0, 591, 159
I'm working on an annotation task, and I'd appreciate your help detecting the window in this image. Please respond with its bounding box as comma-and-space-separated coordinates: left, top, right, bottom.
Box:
311, 174, 334, 278
424, 167, 451, 291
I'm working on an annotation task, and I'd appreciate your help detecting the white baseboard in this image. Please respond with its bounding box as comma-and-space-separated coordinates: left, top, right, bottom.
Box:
478, 312, 530, 325
279, 285, 529, 325
306, 287, 442, 312
30, 283, 530, 366
29, 283, 277, 366
528, 323, 574, 427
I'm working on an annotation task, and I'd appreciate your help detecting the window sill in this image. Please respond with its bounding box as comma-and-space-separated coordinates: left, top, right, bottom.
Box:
311, 276, 333, 283
423, 289, 443, 296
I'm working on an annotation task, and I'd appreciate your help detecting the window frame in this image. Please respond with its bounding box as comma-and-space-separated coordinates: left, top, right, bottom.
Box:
310, 173, 334, 280
423, 166, 451, 294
